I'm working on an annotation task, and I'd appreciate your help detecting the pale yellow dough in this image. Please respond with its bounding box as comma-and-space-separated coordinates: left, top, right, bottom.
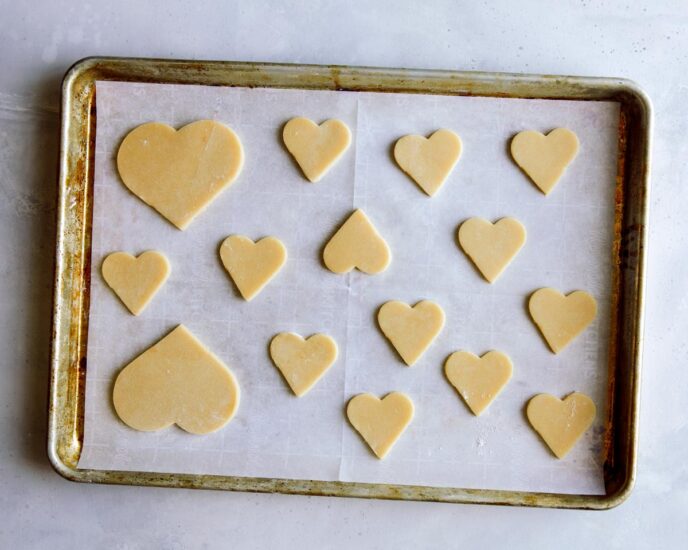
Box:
269, 332, 338, 397
323, 209, 391, 274
282, 117, 351, 182
444, 351, 513, 416
526, 392, 596, 459
393, 129, 462, 197
117, 120, 244, 229
347, 392, 414, 459
529, 288, 597, 354
377, 300, 445, 366
101, 251, 170, 315
458, 217, 526, 283
220, 235, 287, 301
113, 325, 240, 435
510, 128, 579, 195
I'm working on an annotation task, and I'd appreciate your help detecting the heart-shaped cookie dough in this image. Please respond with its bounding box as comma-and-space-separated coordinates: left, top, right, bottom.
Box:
220, 235, 287, 301
347, 392, 414, 459
393, 129, 462, 196
377, 300, 445, 366
113, 325, 240, 434
510, 128, 579, 195
458, 217, 526, 283
269, 332, 338, 397
529, 288, 597, 354
526, 392, 596, 459
101, 251, 170, 315
444, 350, 513, 416
283, 117, 351, 182
323, 209, 391, 274
117, 120, 244, 229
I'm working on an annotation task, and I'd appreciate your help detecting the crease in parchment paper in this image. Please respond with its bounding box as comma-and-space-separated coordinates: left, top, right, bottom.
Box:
78, 80, 619, 496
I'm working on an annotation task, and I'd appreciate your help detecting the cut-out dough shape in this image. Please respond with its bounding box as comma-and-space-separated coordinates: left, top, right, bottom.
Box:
377, 300, 445, 366
282, 117, 351, 182
526, 392, 596, 459
323, 209, 391, 274
269, 332, 338, 397
220, 235, 287, 301
393, 129, 462, 196
117, 120, 244, 229
458, 217, 526, 283
529, 288, 597, 354
347, 392, 414, 459
113, 325, 240, 434
444, 350, 513, 416
510, 128, 579, 195
101, 251, 170, 315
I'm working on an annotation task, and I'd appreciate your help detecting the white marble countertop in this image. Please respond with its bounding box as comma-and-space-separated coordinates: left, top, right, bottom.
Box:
0, 1, 685, 548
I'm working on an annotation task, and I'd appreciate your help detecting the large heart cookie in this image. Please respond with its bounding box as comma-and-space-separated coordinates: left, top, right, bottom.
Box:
323, 209, 391, 274
269, 332, 338, 397
393, 129, 462, 196
377, 300, 445, 366
510, 128, 579, 195
347, 392, 414, 459
444, 350, 513, 416
283, 117, 351, 182
529, 288, 597, 354
101, 250, 170, 315
458, 217, 526, 283
113, 325, 240, 434
117, 120, 244, 229
220, 235, 287, 301
526, 392, 596, 459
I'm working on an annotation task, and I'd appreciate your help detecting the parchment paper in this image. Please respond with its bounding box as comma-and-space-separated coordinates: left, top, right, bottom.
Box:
78, 80, 619, 495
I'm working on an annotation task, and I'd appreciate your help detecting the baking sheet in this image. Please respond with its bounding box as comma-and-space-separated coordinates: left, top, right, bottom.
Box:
78, 80, 619, 495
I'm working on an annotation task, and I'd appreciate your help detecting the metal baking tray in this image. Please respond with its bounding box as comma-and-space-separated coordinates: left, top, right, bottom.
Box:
48, 57, 651, 509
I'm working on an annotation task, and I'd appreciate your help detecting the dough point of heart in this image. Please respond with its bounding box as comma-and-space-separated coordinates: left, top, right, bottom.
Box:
346, 392, 414, 459
101, 250, 170, 315
117, 120, 244, 229
113, 325, 240, 435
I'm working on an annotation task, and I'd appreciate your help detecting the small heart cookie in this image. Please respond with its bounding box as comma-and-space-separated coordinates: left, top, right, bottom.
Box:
283, 117, 351, 182
393, 129, 462, 196
113, 325, 240, 434
323, 209, 391, 274
117, 120, 244, 229
526, 392, 596, 459
101, 251, 170, 315
377, 300, 445, 366
347, 392, 414, 459
444, 350, 513, 416
458, 217, 526, 283
529, 288, 597, 354
510, 128, 579, 195
269, 332, 338, 397
220, 235, 287, 301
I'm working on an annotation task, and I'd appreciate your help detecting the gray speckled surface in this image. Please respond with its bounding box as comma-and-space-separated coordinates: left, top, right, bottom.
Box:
0, 1, 685, 548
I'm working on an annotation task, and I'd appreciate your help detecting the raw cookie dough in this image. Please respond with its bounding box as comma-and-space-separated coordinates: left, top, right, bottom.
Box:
529, 288, 597, 354
510, 128, 579, 195
220, 235, 287, 301
457, 217, 526, 283
113, 325, 240, 434
393, 129, 462, 196
101, 250, 170, 315
269, 332, 338, 397
117, 120, 244, 229
346, 392, 414, 459
282, 117, 351, 182
377, 300, 445, 366
444, 350, 513, 416
323, 209, 391, 274
526, 392, 596, 459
